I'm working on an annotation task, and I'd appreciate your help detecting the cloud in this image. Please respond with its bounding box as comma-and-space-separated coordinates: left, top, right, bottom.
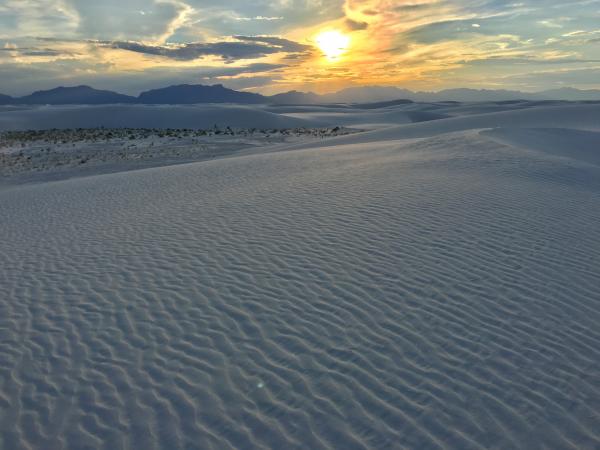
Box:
3, 0, 600, 94
232, 36, 310, 52
345, 18, 368, 31
155, 0, 195, 43
100, 35, 311, 61
465, 56, 600, 66
47, 0, 196, 43
0, 0, 79, 38
234, 16, 284, 21
393, 2, 444, 12
0, 45, 79, 58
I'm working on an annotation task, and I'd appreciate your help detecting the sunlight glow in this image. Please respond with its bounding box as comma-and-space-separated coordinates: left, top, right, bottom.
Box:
316, 31, 350, 60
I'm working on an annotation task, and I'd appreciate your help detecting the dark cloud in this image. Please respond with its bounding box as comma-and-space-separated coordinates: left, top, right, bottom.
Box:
232, 36, 310, 52
0, 45, 78, 57
99, 36, 311, 61
394, 2, 444, 12
345, 19, 368, 31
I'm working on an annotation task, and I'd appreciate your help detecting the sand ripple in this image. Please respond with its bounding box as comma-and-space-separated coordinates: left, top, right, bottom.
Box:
1, 131, 600, 449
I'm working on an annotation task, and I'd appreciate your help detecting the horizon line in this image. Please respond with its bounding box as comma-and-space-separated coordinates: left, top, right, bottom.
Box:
3, 83, 600, 99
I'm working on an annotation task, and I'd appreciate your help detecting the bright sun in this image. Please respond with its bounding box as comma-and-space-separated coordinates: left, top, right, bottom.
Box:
316, 30, 350, 60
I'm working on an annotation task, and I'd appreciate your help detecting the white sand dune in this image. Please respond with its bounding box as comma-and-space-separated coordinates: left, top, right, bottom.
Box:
264, 105, 354, 114
1, 101, 600, 449
278, 103, 600, 152
387, 102, 600, 135
0, 104, 321, 131
0, 127, 357, 183
431, 100, 570, 117
280, 109, 448, 129
482, 128, 600, 166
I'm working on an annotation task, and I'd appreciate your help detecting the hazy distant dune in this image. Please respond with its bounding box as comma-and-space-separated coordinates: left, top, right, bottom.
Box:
0, 104, 321, 131
263, 105, 353, 114
279, 102, 600, 151
280, 108, 449, 130
2, 101, 597, 135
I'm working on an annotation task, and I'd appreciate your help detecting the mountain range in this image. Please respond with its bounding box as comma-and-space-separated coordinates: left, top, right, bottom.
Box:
2, 84, 600, 106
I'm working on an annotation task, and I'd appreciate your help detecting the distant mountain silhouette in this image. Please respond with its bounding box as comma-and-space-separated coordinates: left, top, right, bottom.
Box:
0, 93, 14, 105
313, 86, 539, 103
324, 86, 416, 104
18, 86, 136, 105
138, 84, 265, 104
268, 90, 322, 105
414, 88, 537, 102
3, 83, 600, 105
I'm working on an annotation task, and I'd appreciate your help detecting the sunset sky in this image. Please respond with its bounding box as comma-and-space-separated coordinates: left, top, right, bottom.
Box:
1, 0, 600, 95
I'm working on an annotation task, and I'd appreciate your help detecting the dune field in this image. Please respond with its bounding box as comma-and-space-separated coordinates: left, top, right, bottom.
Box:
1, 100, 600, 449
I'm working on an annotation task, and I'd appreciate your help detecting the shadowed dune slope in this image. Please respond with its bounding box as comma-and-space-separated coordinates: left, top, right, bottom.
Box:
482, 128, 600, 166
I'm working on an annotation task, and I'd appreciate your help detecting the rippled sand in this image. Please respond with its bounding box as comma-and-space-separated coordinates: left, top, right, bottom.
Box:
1, 102, 600, 449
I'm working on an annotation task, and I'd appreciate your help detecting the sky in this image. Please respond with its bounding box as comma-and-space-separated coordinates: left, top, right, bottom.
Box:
1, 0, 600, 96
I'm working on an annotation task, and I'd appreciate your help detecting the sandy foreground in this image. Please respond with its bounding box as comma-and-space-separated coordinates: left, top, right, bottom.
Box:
1, 101, 599, 449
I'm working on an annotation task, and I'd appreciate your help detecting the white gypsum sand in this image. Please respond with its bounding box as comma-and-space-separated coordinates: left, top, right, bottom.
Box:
1, 100, 599, 449
0, 127, 358, 182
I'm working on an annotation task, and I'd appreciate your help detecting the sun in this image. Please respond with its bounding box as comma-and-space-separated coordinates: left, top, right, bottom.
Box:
316, 30, 350, 60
